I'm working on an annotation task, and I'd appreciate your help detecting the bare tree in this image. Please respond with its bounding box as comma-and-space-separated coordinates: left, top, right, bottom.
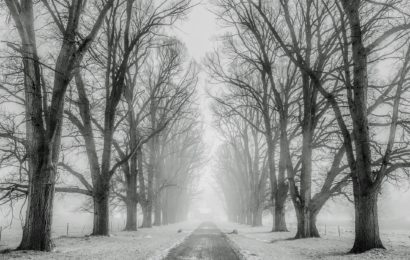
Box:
3, 0, 114, 250
211, 0, 356, 239
250, 0, 410, 252
213, 96, 269, 226
137, 40, 198, 227
157, 113, 204, 225
62, 0, 192, 235
206, 5, 299, 229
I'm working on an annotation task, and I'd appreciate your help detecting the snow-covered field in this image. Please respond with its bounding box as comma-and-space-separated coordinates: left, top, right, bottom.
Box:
219, 222, 410, 260
1, 221, 409, 259
0, 221, 198, 260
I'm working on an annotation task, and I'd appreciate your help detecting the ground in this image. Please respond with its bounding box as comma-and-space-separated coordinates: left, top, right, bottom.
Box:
165, 222, 240, 260
220, 222, 410, 260
0, 221, 199, 260
1, 221, 410, 259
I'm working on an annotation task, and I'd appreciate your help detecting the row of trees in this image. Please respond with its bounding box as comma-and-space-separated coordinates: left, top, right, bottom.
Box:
213, 102, 268, 227
0, 0, 202, 252
210, 0, 410, 253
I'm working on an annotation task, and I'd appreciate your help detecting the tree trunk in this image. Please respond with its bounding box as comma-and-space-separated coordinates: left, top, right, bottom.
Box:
351, 190, 384, 253
294, 206, 307, 238
309, 211, 320, 238
137, 144, 150, 228
294, 205, 320, 238
144, 197, 154, 228
141, 203, 151, 228
124, 102, 138, 230
262, 107, 281, 233
294, 206, 309, 238
162, 194, 169, 225
272, 117, 290, 232
145, 199, 153, 228
147, 128, 157, 227
124, 197, 137, 231
124, 169, 137, 230
145, 163, 154, 228
153, 192, 162, 226
293, 72, 316, 239
92, 188, 110, 236
339, 0, 385, 254
11, 1, 55, 250
274, 204, 288, 232
18, 71, 66, 251
273, 182, 288, 232
18, 163, 56, 251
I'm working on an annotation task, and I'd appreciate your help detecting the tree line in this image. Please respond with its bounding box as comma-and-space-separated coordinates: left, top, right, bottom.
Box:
208, 0, 410, 254
0, 0, 203, 252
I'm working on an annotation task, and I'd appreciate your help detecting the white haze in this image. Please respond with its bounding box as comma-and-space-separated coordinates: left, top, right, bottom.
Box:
1, 1, 410, 235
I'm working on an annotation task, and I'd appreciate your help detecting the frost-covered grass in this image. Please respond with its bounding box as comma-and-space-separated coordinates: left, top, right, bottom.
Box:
220, 222, 410, 260
0, 221, 198, 260
1, 221, 409, 259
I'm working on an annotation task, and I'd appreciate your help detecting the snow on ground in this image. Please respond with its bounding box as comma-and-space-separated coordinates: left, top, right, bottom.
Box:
219, 222, 410, 260
0, 221, 199, 260
2, 221, 409, 259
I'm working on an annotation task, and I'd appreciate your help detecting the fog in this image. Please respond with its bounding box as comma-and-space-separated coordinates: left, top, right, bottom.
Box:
1, 0, 410, 259
1, 0, 410, 235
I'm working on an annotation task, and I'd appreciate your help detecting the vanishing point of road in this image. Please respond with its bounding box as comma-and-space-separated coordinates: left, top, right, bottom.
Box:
165, 222, 241, 260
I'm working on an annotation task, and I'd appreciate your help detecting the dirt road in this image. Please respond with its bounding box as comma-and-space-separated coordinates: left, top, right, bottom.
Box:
164, 222, 241, 260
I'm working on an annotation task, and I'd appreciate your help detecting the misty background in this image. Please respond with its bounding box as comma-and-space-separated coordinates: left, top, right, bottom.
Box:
1, 2, 410, 237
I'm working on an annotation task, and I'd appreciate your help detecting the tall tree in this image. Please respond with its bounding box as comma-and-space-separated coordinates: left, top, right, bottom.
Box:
213, 98, 269, 226
250, 0, 410, 252
4, 0, 113, 250
206, 12, 299, 229
63, 0, 192, 235
141, 41, 197, 227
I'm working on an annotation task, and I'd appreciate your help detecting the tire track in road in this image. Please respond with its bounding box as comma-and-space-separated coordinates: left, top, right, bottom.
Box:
164, 222, 241, 260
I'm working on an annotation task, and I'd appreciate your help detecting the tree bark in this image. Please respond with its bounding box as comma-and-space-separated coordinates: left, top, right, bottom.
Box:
92, 187, 110, 236
293, 70, 316, 238
141, 203, 151, 228
18, 163, 56, 251
121, 60, 141, 229
294, 206, 308, 238
138, 144, 151, 228
162, 196, 169, 225
274, 192, 288, 232
350, 187, 384, 253
309, 211, 320, 238
147, 97, 157, 227
294, 206, 320, 239
144, 162, 154, 228
125, 199, 137, 231
340, 0, 385, 252
124, 175, 137, 231
6, 0, 54, 251
145, 189, 154, 228
274, 125, 290, 232
153, 182, 162, 226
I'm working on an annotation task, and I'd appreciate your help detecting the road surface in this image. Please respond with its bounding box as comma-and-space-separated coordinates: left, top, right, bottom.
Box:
165, 222, 241, 260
